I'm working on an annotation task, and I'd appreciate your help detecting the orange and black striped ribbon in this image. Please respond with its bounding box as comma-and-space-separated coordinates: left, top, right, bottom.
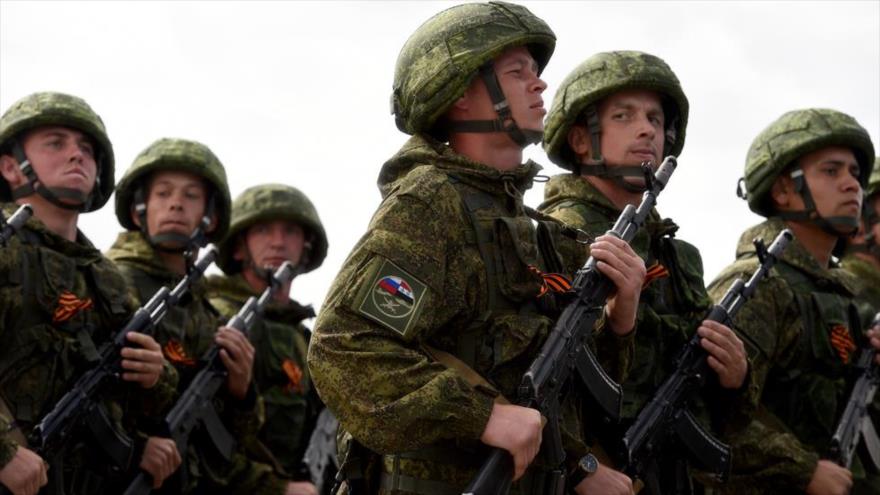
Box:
163, 339, 197, 367
643, 262, 670, 290
528, 266, 573, 297
282, 359, 304, 394
830, 325, 857, 364
53, 291, 94, 323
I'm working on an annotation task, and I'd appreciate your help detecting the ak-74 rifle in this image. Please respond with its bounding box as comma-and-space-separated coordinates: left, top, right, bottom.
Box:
0, 204, 32, 245
124, 261, 298, 495
463, 156, 678, 495
617, 229, 793, 493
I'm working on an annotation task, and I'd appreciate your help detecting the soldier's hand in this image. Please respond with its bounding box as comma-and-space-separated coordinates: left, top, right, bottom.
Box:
698, 321, 748, 389
867, 326, 880, 365
215, 326, 255, 400
479, 403, 542, 481
574, 463, 633, 495
0, 446, 47, 495
806, 460, 852, 495
590, 234, 646, 336
121, 332, 166, 389
139, 436, 182, 489
284, 481, 318, 495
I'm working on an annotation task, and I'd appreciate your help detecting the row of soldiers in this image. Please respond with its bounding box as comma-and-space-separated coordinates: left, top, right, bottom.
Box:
1, 2, 879, 495
0, 94, 333, 493
305, 2, 880, 495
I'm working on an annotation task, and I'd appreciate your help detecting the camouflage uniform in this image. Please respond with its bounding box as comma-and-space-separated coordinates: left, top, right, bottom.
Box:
539, 51, 744, 492
208, 184, 329, 493
0, 92, 177, 494
842, 157, 880, 327
707, 109, 877, 494
108, 138, 261, 495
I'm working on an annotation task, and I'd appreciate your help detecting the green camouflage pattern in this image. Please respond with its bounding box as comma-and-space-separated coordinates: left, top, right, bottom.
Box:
391, 1, 555, 136
217, 184, 328, 275
743, 109, 875, 217
707, 218, 876, 493
0, 92, 115, 211
114, 138, 232, 241
105, 231, 263, 495
868, 156, 880, 199
543, 51, 689, 169
0, 203, 177, 493
841, 255, 880, 329
308, 134, 632, 493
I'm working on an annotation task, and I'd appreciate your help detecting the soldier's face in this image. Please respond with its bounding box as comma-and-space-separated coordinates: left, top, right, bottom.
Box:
237, 220, 306, 272
775, 146, 863, 225
595, 89, 666, 169
139, 170, 210, 240
3, 126, 97, 202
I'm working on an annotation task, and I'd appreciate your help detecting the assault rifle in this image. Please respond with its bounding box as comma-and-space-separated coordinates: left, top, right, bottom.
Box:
0, 204, 32, 245
828, 312, 880, 472
0, 246, 218, 495
463, 156, 678, 495
124, 261, 298, 495
618, 229, 793, 493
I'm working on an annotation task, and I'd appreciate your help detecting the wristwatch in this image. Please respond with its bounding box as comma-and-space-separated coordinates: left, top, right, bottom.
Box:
568, 453, 599, 488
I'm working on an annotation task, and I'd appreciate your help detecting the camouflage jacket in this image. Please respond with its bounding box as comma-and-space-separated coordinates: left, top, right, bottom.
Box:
0, 203, 177, 493
841, 254, 880, 328
106, 230, 262, 494
207, 273, 322, 491
309, 134, 633, 494
708, 218, 874, 493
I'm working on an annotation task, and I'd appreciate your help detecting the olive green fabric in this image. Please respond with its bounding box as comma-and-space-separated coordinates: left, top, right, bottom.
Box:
217, 184, 328, 275
868, 156, 880, 198
208, 273, 322, 487
391, 1, 555, 137
542, 51, 688, 169
841, 255, 880, 329
106, 231, 262, 495
0, 92, 115, 211
707, 218, 878, 494
114, 138, 232, 241
742, 109, 875, 217
309, 134, 632, 494
0, 203, 178, 493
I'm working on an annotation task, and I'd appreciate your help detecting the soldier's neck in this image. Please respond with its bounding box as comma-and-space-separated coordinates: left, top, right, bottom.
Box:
449, 133, 524, 172
242, 267, 292, 303
582, 175, 642, 211
158, 250, 188, 276
784, 220, 838, 268
20, 197, 79, 241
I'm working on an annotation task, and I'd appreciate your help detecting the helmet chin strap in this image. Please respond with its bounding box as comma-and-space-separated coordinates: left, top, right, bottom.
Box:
445, 61, 542, 147
134, 186, 215, 257
9, 141, 94, 211
777, 167, 860, 237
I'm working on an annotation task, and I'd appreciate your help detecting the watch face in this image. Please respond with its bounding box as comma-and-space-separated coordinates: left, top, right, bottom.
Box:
580, 453, 598, 475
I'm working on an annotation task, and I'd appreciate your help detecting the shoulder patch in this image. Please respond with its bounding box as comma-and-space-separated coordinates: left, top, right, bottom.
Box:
356, 258, 428, 337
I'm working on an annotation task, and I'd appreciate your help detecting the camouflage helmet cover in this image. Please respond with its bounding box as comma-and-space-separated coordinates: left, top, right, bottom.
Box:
115, 138, 232, 241
0, 92, 115, 211
217, 184, 328, 275
868, 156, 880, 199
543, 51, 689, 169
743, 108, 875, 217
391, 1, 556, 136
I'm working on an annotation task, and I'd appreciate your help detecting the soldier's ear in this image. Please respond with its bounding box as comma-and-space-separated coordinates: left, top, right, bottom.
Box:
232, 235, 247, 262
567, 124, 591, 157
0, 154, 25, 186
770, 175, 794, 209
130, 205, 142, 228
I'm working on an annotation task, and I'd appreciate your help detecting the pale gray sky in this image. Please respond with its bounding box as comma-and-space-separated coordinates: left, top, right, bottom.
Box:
1, 1, 878, 312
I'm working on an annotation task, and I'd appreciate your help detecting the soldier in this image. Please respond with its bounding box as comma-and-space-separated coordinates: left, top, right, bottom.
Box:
0, 92, 179, 495
708, 109, 879, 494
538, 51, 750, 493
843, 157, 880, 325
107, 138, 259, 493
308, 2, 647, 494
207, 184, 329, 495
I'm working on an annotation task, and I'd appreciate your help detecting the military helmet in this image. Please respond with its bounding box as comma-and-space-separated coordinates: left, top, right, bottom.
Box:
0, 92, 115, 211
743, 108, 875, 217
115, 138, 231, 241
544, 51, 689, 169
391, 1, 555, 137
867, 156, 880, 199
217, 184, 328, 275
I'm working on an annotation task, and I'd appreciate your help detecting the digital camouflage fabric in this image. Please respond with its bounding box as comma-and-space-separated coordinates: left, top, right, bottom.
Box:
841, 255, 880, 330
542, 51, 688, 169
0, 203, 177, 493
207, 273, 322, 491
308, 134, 633, 494
708, 218, 878, 494
742, 109, 875, 217
114, 138, 232, 242
0, 92, 115, 211
217, 184, 328, 275
105, 231, 262, 495
391, 1, 554, 137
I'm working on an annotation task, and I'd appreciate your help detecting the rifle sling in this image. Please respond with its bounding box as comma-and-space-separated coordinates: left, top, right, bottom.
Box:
420, 344, 509, 406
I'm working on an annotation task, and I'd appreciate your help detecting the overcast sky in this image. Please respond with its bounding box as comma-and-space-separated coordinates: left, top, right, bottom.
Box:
1, 1, 878, 313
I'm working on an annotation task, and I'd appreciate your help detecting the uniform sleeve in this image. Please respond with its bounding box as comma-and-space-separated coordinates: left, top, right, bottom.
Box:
708, 268, 819, 489
0, 415, 17, 470
308, 193, 494, 454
